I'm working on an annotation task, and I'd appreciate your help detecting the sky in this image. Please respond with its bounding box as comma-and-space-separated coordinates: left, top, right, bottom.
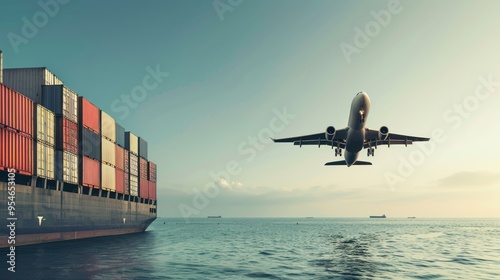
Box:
1, 0, 500, 218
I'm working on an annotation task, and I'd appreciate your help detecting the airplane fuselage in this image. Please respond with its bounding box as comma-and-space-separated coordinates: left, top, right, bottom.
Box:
344, 92, 371, 166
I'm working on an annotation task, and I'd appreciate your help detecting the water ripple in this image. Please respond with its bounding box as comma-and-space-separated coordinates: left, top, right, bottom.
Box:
6, 218, 500, 280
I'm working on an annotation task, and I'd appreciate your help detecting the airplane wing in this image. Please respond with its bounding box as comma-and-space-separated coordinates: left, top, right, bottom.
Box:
365, 128, 430, 142
363, 139, 412, 148
272, 128, 348, 148
364, 128, 430, 148
294, 140, 346, 149
385, 133, 430, 142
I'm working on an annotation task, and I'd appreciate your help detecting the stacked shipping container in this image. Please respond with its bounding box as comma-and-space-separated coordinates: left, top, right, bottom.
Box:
115, 123, 125, 148
101, 111, 116, 191
80, 127, 101, 160
3, 68, 63, 103
42, 85, 79, 184
56, 117, 78, 154
76, 101, 155, 199
35, 104, 55, 179
114, 122, 128, 195
0, 83, 33, 134
0, 83, 34, 175
139, 157, 148, 199
124, 149, 130, 195
81, 156, 100, 188
115, 145, 124, 194
138, 137, 148, 160
148, 162, 157, 200
126, 132, 139, 197
55, 151, 78, 184
78, 97, 100, 189
138, 137, 157, 201
2, 68, 157, 201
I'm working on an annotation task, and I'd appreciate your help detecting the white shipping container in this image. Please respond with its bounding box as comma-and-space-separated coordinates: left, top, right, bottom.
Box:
101, 136, 116, 166
45, 68, 63, 85
130, 175, 138, 197
101, 163, 116, 191
64, 151, 78, 184
36, 104, 55, 146
125, 132, 138, 155
36, 141, 55, 179
3, 68, 63, 103
101, 111, 116, 142
129, 153, 138, 177
56, 151, 78, 184
63, 86, 78, 123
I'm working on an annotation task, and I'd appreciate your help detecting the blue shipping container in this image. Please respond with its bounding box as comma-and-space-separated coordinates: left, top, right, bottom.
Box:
139, 137, 148, 160
80, 127, 101, 161
115, 123, 125, 148
41, 85, 78, 123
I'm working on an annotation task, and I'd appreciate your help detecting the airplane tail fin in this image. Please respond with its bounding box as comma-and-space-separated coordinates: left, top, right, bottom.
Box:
325, 161, 372, 166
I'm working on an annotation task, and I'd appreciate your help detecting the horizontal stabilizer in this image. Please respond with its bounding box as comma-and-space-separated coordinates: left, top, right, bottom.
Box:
325, 161, 372, 166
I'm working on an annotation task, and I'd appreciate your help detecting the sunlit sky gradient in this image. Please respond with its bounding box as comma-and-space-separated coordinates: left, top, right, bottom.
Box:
1, 0, 499, 217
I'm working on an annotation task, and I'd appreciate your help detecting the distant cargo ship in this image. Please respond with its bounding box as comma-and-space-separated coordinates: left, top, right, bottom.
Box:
0, 51, 157, 247
369, 214, 386, 218
207, 216, 222, 218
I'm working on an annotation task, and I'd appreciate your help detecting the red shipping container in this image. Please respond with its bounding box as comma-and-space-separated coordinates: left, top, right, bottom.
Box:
139, 157, 148, 180
115, 144, 124, 171
148, 162, 157, 182
115, 168, 125, 194
148, 181, 157, 200
0, 83, 34, 136
0, 127, 33, 175
140, 177, 149, 199
82, 156, 100, 188
79, 97, 100, 133
56, 117, 78, 154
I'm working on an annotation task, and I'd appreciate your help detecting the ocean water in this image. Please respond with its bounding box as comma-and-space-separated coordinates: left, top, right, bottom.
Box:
3, 218, 500, 279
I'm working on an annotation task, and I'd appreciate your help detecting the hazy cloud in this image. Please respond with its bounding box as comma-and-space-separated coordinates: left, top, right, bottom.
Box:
431, 171, 500, 189
217, 178, 244, 190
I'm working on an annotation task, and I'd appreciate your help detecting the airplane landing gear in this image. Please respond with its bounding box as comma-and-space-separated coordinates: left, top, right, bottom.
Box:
367, 148, 375, 156
335, 148, 342, 157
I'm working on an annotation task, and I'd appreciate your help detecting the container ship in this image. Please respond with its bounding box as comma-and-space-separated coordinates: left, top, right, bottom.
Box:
369, 214, 386, 218
0, 51, 157, 247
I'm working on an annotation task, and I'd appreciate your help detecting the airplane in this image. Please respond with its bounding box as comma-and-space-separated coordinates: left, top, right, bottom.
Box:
272, 92, 430, 166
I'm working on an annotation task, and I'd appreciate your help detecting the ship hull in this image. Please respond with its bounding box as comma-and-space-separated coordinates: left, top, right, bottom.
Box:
0, 177, 156, 248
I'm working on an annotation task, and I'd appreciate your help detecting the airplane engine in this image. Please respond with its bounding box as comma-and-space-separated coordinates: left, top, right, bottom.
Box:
378, 126, 389, 140
325, 126, 336, 141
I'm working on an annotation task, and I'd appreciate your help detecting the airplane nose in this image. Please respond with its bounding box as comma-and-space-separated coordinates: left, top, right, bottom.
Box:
357, 91, 368, 100
361, 92, 370, 103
